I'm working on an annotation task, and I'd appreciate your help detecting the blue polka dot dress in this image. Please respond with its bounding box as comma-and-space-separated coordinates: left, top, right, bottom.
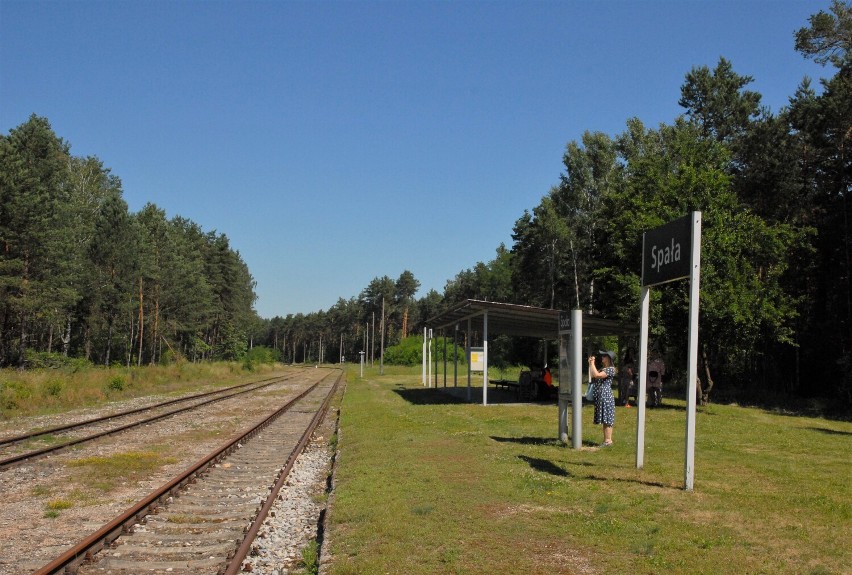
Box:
593, 366, 616, 426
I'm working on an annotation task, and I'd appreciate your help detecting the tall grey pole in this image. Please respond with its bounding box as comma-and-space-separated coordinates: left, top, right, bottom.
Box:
636, 285, 650, 467
422, 327, 427, 386
482, 311, 489, 406
684, 212, 702, 490
427, 328, 432, 387
571, 309, 583, 449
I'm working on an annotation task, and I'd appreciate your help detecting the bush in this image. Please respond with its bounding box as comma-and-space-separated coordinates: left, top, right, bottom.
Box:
44, 380, 63, 397
107, 376, 125, 392
383, 336, 468, 366
242, 345, 279, 371
23, 351, 80, 370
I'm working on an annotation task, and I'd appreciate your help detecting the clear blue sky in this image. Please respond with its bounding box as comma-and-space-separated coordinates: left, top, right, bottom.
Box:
1, 0, 830, 319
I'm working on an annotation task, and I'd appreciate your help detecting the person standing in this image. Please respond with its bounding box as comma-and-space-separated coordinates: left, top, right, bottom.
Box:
588, 350, 616, 447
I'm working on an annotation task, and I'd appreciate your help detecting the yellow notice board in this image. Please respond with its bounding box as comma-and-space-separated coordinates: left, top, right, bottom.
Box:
469, 347, 484, 371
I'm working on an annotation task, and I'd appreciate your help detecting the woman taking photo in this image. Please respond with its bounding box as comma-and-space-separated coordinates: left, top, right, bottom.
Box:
588, 350, 616, 447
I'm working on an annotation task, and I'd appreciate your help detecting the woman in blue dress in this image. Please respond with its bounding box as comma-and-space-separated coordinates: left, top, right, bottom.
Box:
588, 350, 616, 447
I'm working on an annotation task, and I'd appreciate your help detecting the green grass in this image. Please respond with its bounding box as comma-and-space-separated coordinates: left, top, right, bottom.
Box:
67, 449, 178, 492
326, 366, 851, 575
43, 498, 73, 518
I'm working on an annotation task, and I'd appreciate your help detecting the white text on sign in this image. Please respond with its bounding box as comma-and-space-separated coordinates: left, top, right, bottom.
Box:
650, 238, 682, 273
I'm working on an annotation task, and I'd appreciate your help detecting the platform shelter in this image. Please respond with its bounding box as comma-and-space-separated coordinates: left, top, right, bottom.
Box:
426, 299, 633, 398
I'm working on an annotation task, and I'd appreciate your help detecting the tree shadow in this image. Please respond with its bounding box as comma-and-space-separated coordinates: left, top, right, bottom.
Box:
518, 455, 573, 477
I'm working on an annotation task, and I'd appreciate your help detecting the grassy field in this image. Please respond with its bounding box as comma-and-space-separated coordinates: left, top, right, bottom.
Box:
325, 366, 851, 575
0, 361, 283, 420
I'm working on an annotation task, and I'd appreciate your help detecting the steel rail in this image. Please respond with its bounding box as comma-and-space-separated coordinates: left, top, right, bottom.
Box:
0, 372, 299, 471
32, 370, 340, 575
0, 375, 286, 448
224, 368, 343, 574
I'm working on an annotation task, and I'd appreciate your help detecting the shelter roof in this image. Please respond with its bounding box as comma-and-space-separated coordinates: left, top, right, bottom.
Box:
426, 299, 636, 339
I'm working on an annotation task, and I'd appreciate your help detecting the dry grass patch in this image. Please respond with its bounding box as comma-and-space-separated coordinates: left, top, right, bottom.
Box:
67, 449, 178, 492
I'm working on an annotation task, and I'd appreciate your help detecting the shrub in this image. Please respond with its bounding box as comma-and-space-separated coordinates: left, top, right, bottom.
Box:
44, 380, 63, 397
24, 351, 72, 369
383, 336, 468, 366
107, 376, 125, 392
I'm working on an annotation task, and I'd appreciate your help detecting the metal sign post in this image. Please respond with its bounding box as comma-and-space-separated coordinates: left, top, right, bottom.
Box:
557, 310, 583, 449
637, 212, 702, 491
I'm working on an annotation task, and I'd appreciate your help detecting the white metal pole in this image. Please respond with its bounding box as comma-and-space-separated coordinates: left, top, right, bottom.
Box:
571, 309, 583, 449
636, 285, 650, 468
482, 311, 489, 406
428, 329, 432, 388
558, 334, 568, 442
422, 327, 427, 386
684, 211, 702, 491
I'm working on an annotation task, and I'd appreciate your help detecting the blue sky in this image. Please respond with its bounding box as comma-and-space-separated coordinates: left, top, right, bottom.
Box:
1, 0, 831, 319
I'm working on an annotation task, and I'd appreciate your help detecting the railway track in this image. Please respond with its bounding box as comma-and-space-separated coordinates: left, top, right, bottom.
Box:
32, 368, 342, 575
0, 373, 302, 472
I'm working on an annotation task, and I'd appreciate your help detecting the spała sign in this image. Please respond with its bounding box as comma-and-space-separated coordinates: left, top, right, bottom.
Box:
641, 214, 693, 287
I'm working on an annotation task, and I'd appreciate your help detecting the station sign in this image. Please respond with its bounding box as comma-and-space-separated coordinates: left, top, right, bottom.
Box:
642, 214, 693, 287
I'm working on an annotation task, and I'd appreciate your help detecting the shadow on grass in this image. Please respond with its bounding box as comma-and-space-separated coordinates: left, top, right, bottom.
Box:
585, 473, 672, 490
518, 455, 573, 477
491, 435, 563, 446
491, 435, 600, 449
806, 426, 852, 436
392, 385, 525, 406
642, 403, 685, 412
392, 387, 469, 405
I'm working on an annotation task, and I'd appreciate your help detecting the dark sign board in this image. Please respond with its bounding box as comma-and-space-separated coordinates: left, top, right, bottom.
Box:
642, 214, 693, 287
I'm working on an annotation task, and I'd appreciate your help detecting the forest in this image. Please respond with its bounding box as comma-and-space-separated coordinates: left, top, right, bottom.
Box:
1, 2, 849, 410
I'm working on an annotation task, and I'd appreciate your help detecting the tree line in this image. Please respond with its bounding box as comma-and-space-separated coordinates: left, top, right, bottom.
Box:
260, 3, 852, 410
0, 115, 258, 367
2, 3, 849, 410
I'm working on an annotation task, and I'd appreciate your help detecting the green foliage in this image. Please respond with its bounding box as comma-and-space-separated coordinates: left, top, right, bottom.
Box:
4, 4, 849, 408
795, 0, 852, 68
106, 375, 125, 392
246, 345, 279, 364
0, 117, 260, 369
383, 336, 426, 366
300, 539, 320, 575
23, 351, 76, 370
383, 336, 467, 367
